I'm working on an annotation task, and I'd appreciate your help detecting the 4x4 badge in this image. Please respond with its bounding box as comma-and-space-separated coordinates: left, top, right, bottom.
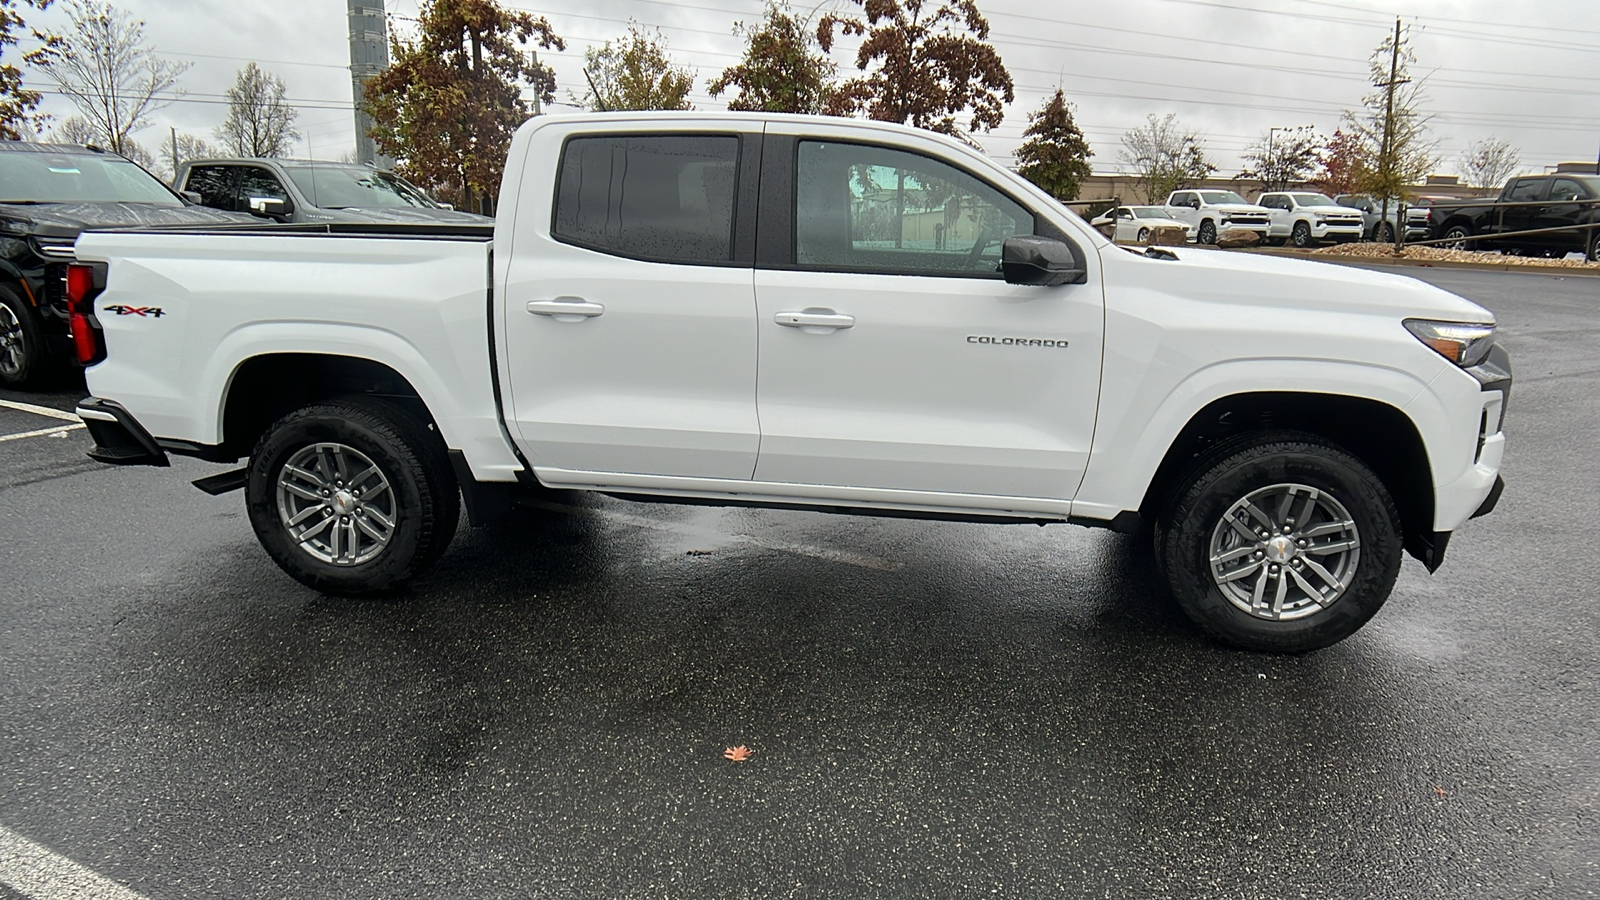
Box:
104, 305, 165, 317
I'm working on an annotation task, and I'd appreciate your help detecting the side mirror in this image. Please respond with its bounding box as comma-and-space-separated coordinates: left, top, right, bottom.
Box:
179, 190, 204, 205
437, 202, 454, 210
247, 196, 288, 219
1002, 236, 1085, 286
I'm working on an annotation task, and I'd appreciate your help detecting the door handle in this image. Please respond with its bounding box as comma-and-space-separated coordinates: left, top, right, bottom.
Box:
775, 308, 855, 332
527, 298, 605, 321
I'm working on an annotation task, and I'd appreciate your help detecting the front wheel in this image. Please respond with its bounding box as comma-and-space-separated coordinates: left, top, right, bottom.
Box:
1155, 433, 1402, 652
1197, 220, 1217, 245
246, 397, 460, 595
1291, 221, 1313, 248
1136, 227, 1150, 243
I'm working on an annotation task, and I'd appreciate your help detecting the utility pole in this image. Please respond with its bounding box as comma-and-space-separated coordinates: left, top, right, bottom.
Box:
169, 126, 178, 180
347, 0, 393, 168
1374, 17, 1411, 250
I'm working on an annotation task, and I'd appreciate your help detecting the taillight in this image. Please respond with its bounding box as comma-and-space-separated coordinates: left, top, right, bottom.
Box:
64, 263, 105, 366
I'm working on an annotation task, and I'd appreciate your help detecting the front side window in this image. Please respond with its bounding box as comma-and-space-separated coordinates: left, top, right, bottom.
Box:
1291, 193, 1338, 207
553, 134, 739, 265
238, 168, 291, 206
1199, 191, 1248, 205
794, 140, 1030, 276
1549, 179, 1590, 202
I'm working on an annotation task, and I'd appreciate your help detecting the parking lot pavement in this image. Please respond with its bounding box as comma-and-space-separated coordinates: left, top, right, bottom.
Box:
0, 268, 1595, 900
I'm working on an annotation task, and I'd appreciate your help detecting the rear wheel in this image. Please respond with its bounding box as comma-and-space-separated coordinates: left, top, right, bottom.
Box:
1587, 228, 1599, 262
246, 397, 459, 595
1155, 433, 1402, 653
1442, 224, 1472, 251
0, 286, 48, 388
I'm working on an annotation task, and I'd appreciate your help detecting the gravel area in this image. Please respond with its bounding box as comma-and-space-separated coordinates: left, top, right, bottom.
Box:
1314, 242, 1600, 269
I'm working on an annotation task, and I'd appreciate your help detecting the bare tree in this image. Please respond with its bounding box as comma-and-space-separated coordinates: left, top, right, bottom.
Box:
45, 111, 156, 171
1119, 113, 1215, 203
1240, 127, 1322, 193
38, 0, 188, 155
216, 62, 299, 158
1460, 138, 1521, 192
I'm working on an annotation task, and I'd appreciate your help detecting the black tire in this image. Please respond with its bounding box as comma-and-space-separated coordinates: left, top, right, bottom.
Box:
1375, 222, 1395, 244
1587, 228, 1599, 262
1198, 220, 1217, 245
246, 396, 459, 595
1291, 221, 1313, 248
1442, 224, 1472, 251
1136, 227, 1150, 243
0, 285, 50, 389
1154, 432, 1402, 653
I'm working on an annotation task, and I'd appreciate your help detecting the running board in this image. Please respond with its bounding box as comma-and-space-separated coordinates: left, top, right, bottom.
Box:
192, 468, 249, 495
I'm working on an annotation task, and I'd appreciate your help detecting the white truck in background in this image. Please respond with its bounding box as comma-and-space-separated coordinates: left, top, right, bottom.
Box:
66, 113, 1509, 653
1161, 189, 1273, 244
1257, 191, 1367, 247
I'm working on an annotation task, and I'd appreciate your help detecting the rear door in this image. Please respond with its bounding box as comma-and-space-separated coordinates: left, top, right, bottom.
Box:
499, 126, 762, 482
749, 127, 1104, 504
1537, 177, 1594, 252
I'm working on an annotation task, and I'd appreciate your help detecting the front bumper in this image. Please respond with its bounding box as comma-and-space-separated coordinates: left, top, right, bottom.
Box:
76, 397, 169, 467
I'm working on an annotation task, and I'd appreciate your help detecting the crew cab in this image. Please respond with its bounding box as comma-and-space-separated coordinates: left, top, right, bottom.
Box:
1257, 192, 1365, 247
1333, 194, 1431, 243
67, 113, 1510, 653
1428, 174, 1600, 261
1161, 190, 1271, 244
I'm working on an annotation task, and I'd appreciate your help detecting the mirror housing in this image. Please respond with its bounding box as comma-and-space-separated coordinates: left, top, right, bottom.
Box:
1002, 236, 1086, 286
247, 196, 288, 219
179, 190, 204, 205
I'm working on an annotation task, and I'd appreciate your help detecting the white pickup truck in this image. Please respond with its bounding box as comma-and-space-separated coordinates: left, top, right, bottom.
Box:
66, 112, 1509, 653
1162, 189, 1273, 244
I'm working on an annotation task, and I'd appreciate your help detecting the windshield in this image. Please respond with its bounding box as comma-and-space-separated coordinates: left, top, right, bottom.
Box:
1131, 207, 1168, 218
1199, 191, 1247, 205
284, 165, 441, 210
0, 151, 181, 205
1291, 193, 1339, 207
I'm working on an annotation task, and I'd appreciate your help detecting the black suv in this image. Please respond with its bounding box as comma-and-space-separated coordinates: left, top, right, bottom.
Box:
0, 142, 247, 387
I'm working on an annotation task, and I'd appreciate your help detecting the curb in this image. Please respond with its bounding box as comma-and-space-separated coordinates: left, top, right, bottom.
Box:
1236, 246, 1600, 278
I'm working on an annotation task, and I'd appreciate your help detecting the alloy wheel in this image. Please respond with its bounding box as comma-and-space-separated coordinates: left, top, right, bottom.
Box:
1207, 483, 1361, 621
276, 442, 398, 565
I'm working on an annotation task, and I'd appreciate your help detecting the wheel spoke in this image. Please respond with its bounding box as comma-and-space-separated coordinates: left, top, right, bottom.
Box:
1288, 567, 1325, 604
1228, 517, 1262, 543
1211, 545, 1257, 566
355, 515, 389, 542
328, 515, 343, 560
1304, 538, 1359, 555
1296, 492, 1318, 527
286, 504, 326, 527
281, 480, 324, 502
1271, 569, 1289, 618
1250, 565, 1269, 609
282, 463, 328, 490
1302, 519, 1354, 539
362, 505, 394, 530
1301, 556, 1344, 592
297, 516, 332, 544
1216, 560, 1265, 584
1241, 501, 1275, 531
348, 465, 384, 491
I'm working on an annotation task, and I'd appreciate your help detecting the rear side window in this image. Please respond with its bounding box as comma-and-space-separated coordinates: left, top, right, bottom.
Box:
184, 165, 236, 210
553, 134, 739, 265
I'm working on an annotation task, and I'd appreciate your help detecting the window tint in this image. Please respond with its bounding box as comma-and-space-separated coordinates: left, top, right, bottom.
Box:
184, 165, 236, 210
1506, 179, 1544, 202
553, 135, 739, 265
794, 140, 1031, 276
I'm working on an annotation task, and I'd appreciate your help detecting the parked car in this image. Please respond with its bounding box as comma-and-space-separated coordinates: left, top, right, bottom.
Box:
174, 158, 491, 224
1256, 192, 1365, 247
1161, 190, 1272, 244
1427, 175, 1600, 260
1332, 194, 1430, 243
1088, 205, 1190, 242
70, 112, 1509, 653
0, 141, 249, 387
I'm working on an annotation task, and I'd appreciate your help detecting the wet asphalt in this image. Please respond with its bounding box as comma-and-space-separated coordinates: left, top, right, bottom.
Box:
0, 265, 1595, 899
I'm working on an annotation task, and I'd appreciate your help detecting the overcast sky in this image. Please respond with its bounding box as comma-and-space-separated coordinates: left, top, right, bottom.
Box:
17, 0, 1600, 178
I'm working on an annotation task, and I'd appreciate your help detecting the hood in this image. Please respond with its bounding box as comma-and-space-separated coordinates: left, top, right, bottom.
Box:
1115, 245, 1493, 323
1214, 204, 1270, 215
302, 206, 491, 224
0, 201, 252, 240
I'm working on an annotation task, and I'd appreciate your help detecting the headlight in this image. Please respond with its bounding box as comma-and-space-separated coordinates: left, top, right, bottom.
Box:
1404, 319, 1496, 367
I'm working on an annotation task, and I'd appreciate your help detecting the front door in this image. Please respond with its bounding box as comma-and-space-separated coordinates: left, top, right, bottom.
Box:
752, 135, 1104, 502
500, 130, 760, 481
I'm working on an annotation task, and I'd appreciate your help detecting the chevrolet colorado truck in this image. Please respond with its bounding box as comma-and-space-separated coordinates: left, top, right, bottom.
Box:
67, 113, 1510, 653
1428, 174, 1600, 260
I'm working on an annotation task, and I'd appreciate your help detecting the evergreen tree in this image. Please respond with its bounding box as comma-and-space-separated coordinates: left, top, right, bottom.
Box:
1014, 88, 1091, 201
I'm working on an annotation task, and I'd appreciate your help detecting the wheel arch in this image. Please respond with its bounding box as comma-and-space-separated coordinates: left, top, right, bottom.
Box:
1137, 391, 1435, 563
218, 352, 440, 461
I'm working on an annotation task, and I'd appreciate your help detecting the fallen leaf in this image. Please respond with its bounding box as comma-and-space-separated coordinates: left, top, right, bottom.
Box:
1433, 785, 1448, 798
724, 745, 752, 762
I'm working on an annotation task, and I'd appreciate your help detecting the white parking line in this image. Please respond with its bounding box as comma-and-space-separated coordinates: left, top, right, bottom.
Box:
522, 498, 904, 572
0, 825, 151, 900
0, 423, 87, 443
0, 399, 82, 422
